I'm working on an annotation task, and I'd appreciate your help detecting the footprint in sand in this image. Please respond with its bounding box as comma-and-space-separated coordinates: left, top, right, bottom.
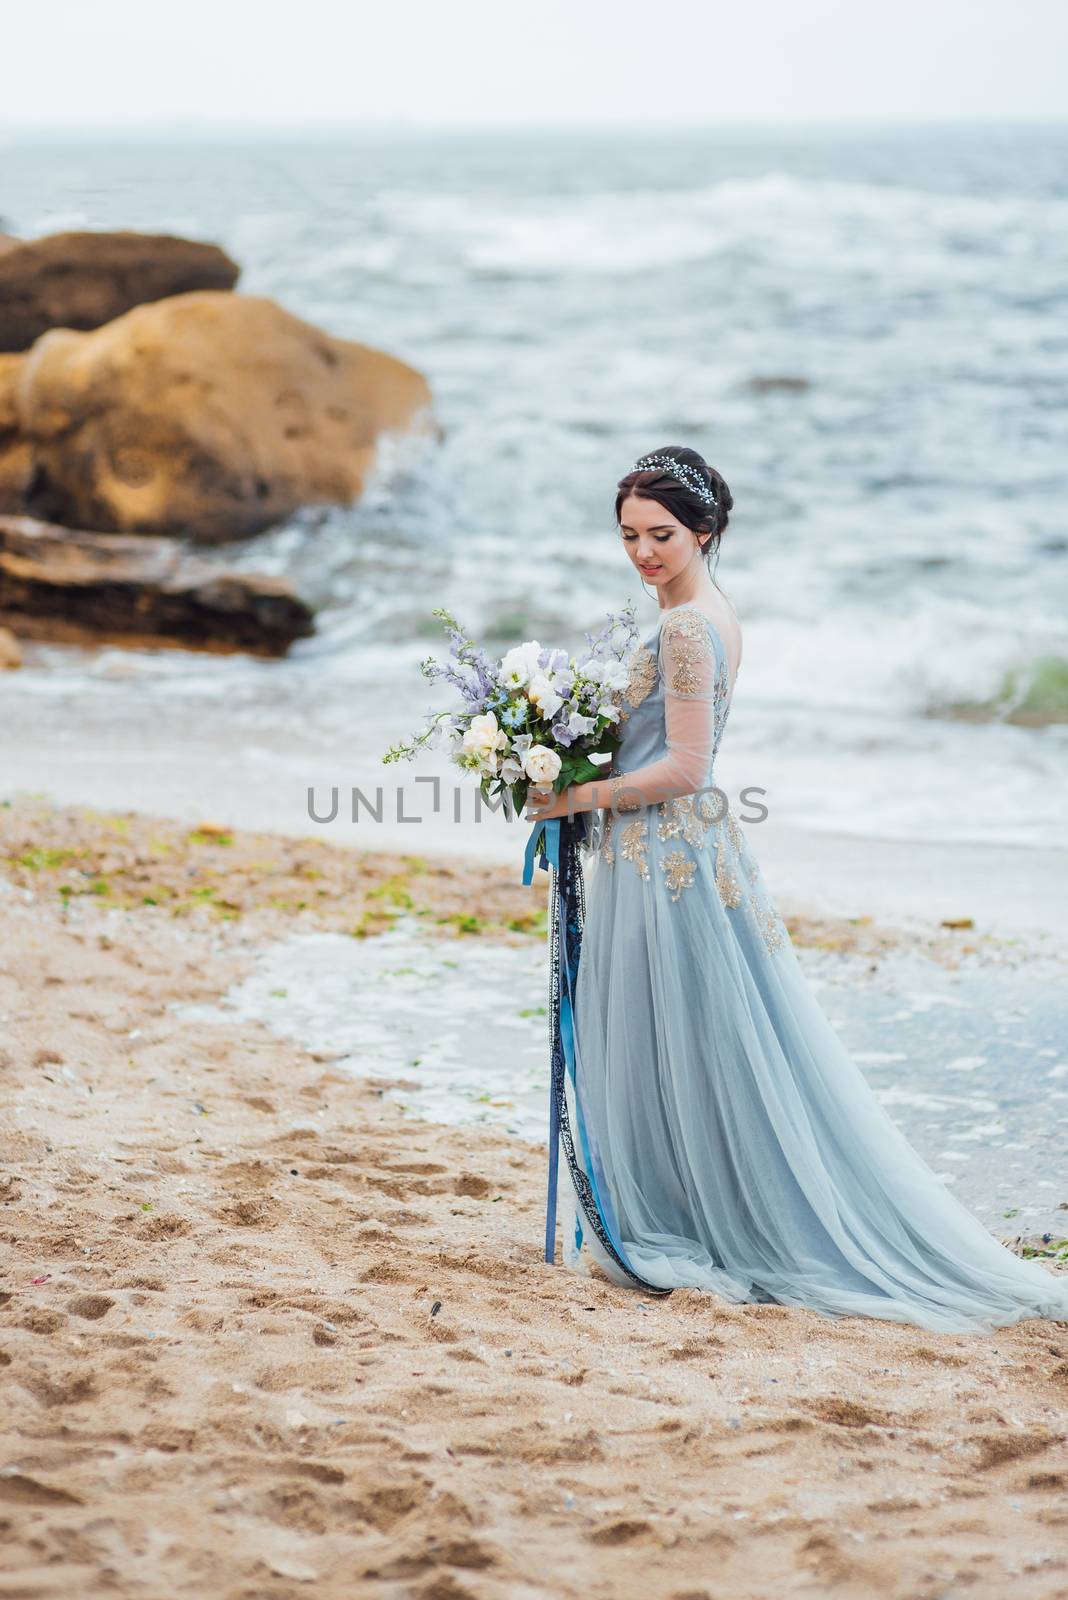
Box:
971, 1430, 1060, 1470
215, 1196, 281, 1228
0, 1472, 83, 1507
586, 1518, 657, 1546
19, 1308, 67, 1335
67, 1293, 114, 1320
366, 1533, 498, 1581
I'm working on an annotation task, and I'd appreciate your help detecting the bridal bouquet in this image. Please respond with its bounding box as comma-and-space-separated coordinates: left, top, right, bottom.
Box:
381, 602, 641, 819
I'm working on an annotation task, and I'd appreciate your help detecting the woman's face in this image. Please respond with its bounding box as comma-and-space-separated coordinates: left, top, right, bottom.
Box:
618, 493, 703, 588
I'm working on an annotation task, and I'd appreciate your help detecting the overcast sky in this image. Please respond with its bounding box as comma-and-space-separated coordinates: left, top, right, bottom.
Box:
4, 0, 1067, 132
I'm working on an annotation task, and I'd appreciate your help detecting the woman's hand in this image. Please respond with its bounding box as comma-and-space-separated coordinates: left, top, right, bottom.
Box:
524, 784, 570, 822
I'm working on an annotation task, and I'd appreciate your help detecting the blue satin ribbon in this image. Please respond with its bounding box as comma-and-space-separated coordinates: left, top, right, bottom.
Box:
522, 814, 667, 1290
523, 815, 616, 1267
522, 819, 561, 1260
521, 816, 558, 887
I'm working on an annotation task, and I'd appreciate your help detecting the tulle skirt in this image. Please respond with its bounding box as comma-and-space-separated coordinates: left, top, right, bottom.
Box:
557, 802, 1068, 1334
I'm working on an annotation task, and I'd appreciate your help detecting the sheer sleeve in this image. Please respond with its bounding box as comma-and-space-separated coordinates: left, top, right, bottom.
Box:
608, 609, 718, 811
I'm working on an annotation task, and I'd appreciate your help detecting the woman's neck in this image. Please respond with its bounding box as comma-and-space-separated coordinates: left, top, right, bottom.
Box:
657, 573, 718, 613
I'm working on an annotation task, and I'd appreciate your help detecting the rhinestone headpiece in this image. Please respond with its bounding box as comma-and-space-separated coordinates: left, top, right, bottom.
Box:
629, 453, 718, 510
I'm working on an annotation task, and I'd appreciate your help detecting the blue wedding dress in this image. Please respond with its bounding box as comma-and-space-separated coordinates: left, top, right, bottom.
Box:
534, 600, 1068, 1334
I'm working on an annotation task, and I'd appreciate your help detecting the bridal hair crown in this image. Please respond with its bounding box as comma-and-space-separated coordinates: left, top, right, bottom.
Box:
629, 453, 718, 511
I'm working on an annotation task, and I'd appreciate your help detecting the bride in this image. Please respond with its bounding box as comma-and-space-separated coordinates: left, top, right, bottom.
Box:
524, 446, 1068, 1334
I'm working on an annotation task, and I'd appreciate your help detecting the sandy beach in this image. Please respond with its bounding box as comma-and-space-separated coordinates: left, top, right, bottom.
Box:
2, 793, 1066, 1600
3, 37, 1068, 1600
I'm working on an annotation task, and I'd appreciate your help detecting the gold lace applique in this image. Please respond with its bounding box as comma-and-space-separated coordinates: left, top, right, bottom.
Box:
661, 848, 696, 901
623, 643, 657, 706
600, 806, 615, 865
611, 773, 643, 812
734, 824, 788, 953
754, 903, 787, 953
619, 818, 649, 880
710, 808, 743, 909
656, 793, 714, 848
710, 809, 789, 951
617, 642, 658, 724
662, 608, 713, 696
715, 850, 743, 908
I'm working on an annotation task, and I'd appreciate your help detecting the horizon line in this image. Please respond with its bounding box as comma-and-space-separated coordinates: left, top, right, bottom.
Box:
3, 113, 1068, 141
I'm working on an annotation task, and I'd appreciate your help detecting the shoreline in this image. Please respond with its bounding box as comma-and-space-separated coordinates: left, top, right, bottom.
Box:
1, 793, 1067, 1597
1, 628, 1066, 949
3, 759, 1067, 949
3, 788, 1061, 963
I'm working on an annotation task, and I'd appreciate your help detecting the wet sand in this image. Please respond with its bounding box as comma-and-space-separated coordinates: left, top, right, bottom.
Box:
1, 795, 1067, 1600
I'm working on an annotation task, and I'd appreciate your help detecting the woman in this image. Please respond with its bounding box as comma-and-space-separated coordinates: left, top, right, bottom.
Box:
524, 446, 1068, 1333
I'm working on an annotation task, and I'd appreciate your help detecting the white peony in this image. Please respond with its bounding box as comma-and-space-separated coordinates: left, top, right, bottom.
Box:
523, 744, 562, 785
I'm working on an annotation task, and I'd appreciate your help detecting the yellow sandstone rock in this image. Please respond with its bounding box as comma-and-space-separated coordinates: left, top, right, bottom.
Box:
15, 290, 438, 542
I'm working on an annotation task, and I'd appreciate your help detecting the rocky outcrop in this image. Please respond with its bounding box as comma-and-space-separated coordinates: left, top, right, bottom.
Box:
0, 515, 315, 656
16, 290, 438, 542
0, 230, 240, 351
0, 624, 21, 668
0, 353, 31, 511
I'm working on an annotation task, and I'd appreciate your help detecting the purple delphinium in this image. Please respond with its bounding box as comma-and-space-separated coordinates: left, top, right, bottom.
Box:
420, 609, 499, 709
574, 601, 639, 676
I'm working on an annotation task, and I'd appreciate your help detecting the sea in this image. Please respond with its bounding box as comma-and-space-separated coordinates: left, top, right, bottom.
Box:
2, 122, 1067, 851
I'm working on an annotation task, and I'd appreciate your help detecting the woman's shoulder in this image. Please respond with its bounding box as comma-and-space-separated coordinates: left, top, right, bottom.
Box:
659, 593, 742, 685
661, 593, 741, 650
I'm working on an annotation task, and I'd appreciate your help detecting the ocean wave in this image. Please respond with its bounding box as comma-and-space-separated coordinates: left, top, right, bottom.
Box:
361, 172, 1068, 279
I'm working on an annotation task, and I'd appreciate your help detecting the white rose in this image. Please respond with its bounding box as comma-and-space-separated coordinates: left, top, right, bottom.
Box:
524, 744, 562, 785
462, 711, 507, 756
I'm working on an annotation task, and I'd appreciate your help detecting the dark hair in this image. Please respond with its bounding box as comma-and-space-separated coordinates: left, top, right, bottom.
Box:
614, 446, 733, 567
